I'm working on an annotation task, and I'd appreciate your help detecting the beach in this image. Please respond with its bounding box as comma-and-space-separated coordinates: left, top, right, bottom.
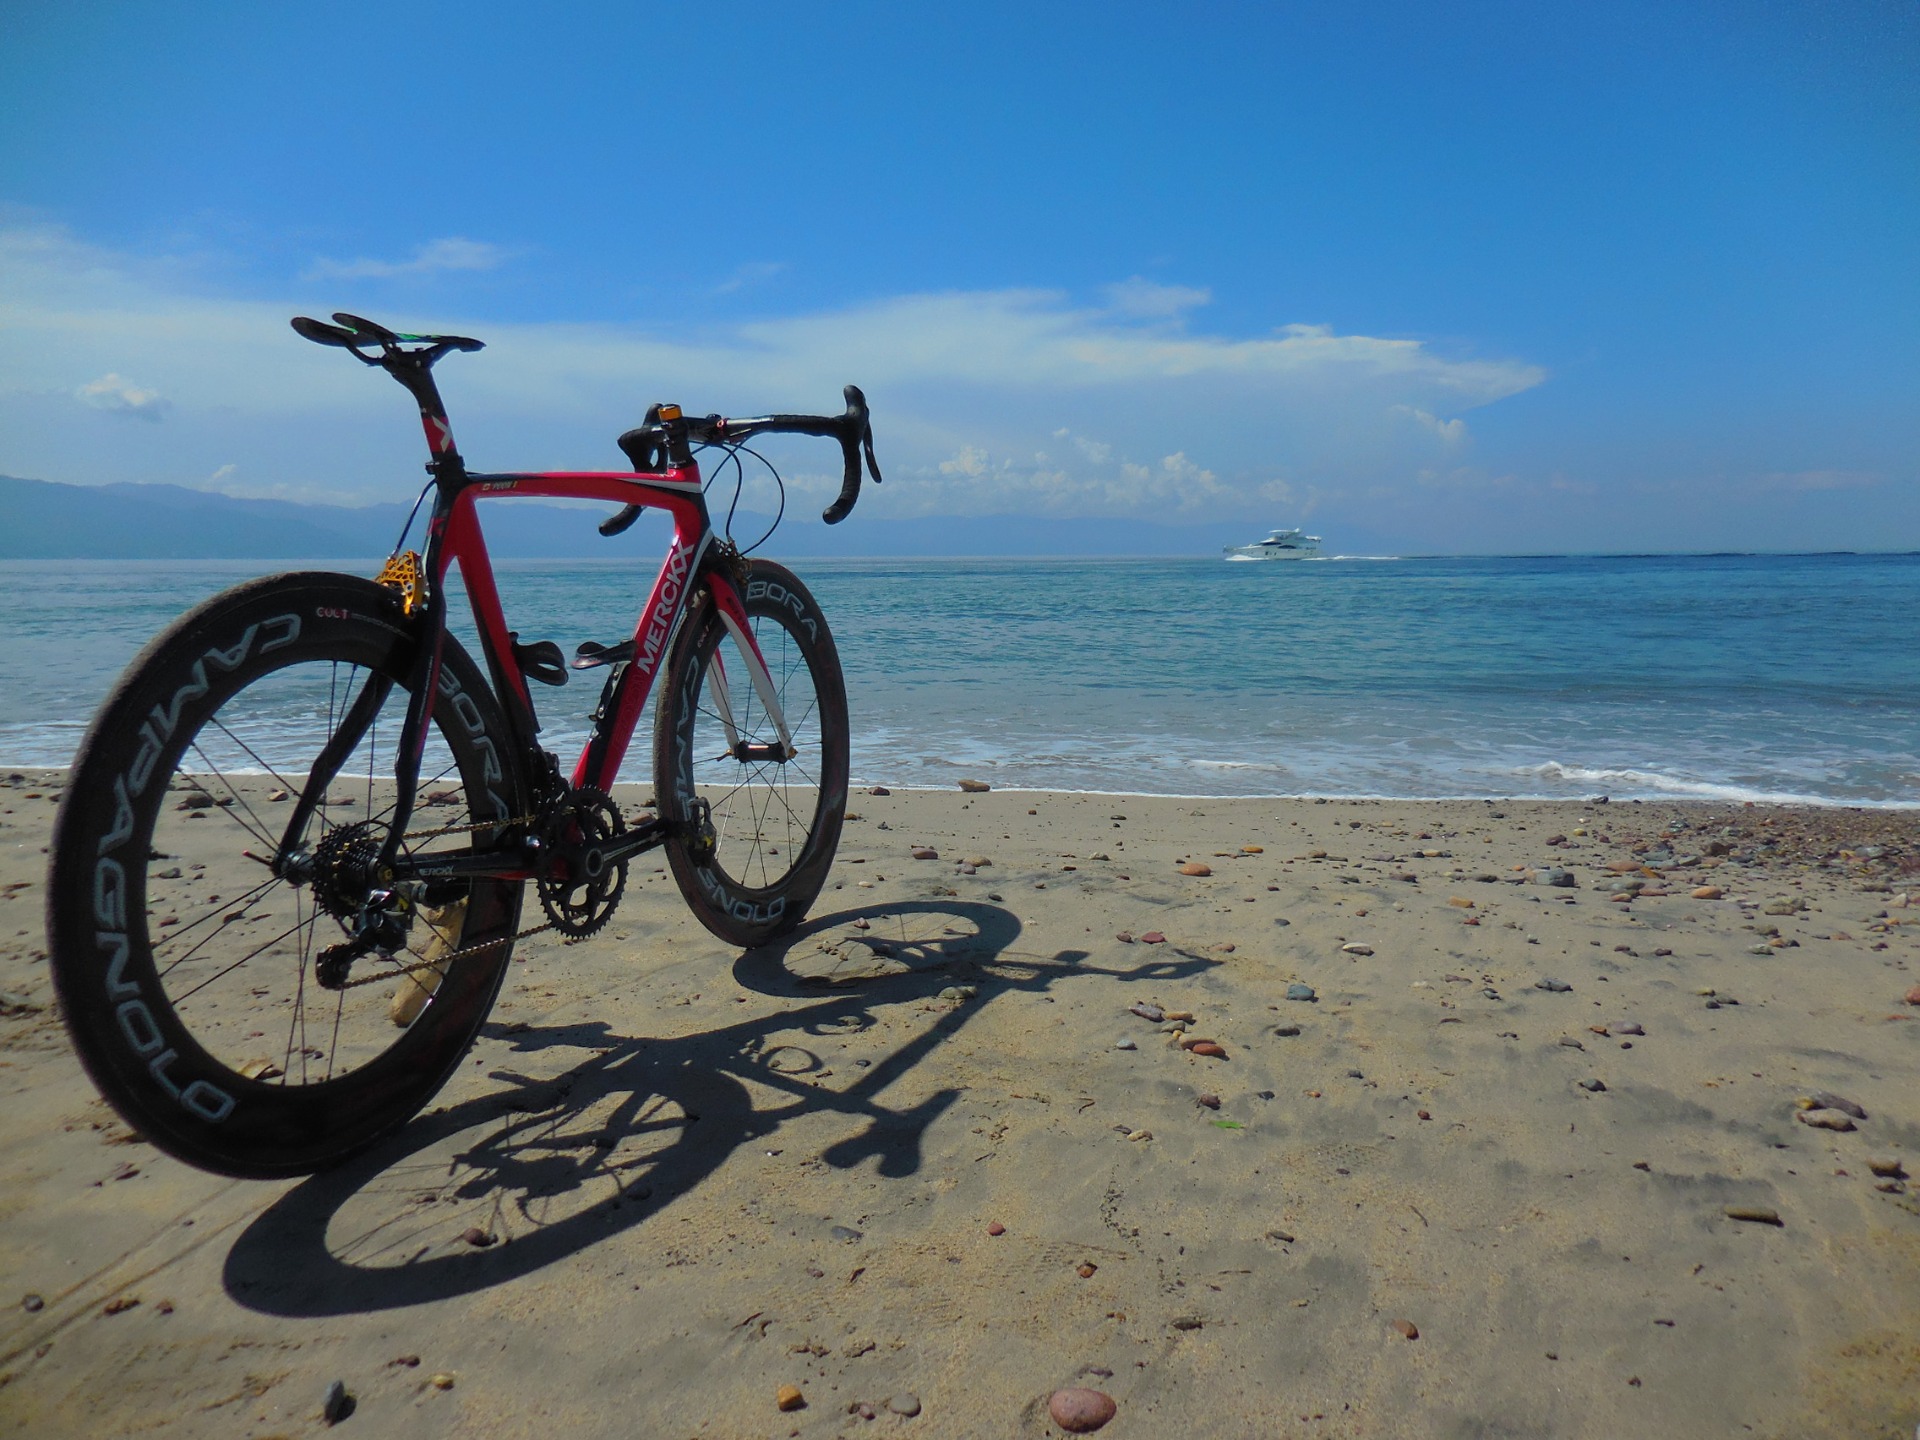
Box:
1, 769, 1917, 1437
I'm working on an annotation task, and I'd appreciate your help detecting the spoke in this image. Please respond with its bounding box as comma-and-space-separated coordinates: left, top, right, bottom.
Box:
153, 875, 286, 972
193, 728, 299, 846
166, 918, 312, 1005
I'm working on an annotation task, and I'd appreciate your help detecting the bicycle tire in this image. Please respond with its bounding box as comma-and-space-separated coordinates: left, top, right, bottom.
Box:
653, 560, 849, 947
47, 572, 527, 1178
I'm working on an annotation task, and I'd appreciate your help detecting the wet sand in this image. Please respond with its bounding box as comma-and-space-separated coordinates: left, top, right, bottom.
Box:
2, 769, 1918, 1438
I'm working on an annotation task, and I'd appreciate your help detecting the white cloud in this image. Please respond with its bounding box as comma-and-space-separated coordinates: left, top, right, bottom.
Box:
1395, 405, 1467, 444
76, 372, 167, 420
208, 462, 236, 483
0, 222, 1549, 517
1103, 277, 1212, 319
304, 237, 511, 281
715, 261, 788, 295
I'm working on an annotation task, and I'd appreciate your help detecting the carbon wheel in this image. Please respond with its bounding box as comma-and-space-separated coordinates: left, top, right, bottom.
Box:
46, 573, 526, 1178
653, 560, 848, 947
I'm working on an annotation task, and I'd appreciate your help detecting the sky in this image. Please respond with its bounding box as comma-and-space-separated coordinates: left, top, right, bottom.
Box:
1, 0, 1916, 553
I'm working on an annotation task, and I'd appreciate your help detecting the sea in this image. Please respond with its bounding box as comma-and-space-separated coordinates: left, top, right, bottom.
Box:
3, 553, 1916, 806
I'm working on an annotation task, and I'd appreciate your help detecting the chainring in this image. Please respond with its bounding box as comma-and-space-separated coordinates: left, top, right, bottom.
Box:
535, 785, 629, 939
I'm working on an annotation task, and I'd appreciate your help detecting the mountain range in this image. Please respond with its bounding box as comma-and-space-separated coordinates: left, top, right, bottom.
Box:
0, 475, 1249, 559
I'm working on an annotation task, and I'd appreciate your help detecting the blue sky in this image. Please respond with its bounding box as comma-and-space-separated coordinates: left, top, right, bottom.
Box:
2, 0, 1916, 552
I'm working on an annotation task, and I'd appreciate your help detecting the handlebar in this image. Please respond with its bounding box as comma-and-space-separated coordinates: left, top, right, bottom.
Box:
610, 384, 882, 529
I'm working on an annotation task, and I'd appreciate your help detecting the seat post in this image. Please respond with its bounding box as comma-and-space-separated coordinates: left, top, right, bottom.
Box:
383, 351, 462, 465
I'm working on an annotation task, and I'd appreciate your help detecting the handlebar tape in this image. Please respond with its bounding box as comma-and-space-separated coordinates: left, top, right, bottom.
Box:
821, 384, 871, 526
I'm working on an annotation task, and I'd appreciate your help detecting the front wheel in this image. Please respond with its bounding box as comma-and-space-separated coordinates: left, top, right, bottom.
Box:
654, 560, 849, 947
46, 573, 528, 1178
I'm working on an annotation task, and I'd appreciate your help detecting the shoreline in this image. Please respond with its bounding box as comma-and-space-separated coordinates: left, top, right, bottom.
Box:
2, 775, 1917, 1435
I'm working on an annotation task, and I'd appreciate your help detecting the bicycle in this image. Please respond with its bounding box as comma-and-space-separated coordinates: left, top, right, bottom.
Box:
45, 313, 884, 1179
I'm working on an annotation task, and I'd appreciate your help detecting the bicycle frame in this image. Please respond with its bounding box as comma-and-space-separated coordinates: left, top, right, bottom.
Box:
284, 374, 794, 877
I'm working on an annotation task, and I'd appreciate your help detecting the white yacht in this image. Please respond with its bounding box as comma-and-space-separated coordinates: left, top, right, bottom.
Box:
1223, 527, 1322, 561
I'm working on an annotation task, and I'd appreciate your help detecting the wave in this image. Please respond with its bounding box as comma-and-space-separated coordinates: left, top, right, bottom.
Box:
1511, 761, 1846, 807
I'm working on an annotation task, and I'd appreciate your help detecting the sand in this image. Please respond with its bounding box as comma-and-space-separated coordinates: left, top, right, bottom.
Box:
1, 767, 1917, 1438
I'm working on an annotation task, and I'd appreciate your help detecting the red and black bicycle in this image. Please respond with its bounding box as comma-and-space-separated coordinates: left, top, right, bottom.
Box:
46, 314, 882, 1178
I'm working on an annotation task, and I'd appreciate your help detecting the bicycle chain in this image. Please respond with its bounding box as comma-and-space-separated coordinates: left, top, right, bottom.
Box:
329, 800, 653, 989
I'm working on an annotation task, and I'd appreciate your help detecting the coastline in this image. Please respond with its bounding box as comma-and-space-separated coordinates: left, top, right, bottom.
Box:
2, 772, 1917, 1436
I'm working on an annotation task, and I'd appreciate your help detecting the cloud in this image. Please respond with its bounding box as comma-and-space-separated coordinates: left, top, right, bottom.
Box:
304, 237, 512, 281
1395, 405, 1467, 444
208, 463, 236, 483
1103, 277, 1212, 319
0, 222, 1550, 517
76, 372, 167, 420
715, 261, 788, 295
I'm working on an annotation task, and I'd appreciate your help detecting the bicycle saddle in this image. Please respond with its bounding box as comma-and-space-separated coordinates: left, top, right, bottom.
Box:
292, 313, 485, 354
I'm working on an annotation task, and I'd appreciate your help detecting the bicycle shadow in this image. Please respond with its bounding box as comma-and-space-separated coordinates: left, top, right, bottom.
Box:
221, 899, 1213, 1317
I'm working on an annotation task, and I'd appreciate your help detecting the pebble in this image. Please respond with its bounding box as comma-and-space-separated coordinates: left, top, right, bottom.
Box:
1867, 1157, 1906, 1178
266, 788, 288, 802
938, 985, 977, 1001
1804, 1090, 1868, 1119
1540, 868, 1575, 888
831, 1225, 865, 1243
1077, 1262, 1098, 1278
1723, 1205, 1783, 1226
869, 785, 891, 796
1048, 1388, 1118, 1433
1273, 1024, 1301, 1037
988, 1221, 1006, 1235
1611, 1021, 1645, 1036
429, 1372, 456, 1390
1285, 983, 1317, 1002
1558, 1036, 1585, 1050
1126, 1129, 1152, 1142
1130, 1002, 1165, 1022
1115, 931, 1134, 943
1114, 1037, 1137, 1050
1797, 1111, 1856, 1132
1535, 978, 1572, 992
22, 1294, 43, 1312
911, 847, 939, 860
1178, 861, 1213, 876
1141, 932, 1166, 944
1196, 1093, 1221, 1109
1189, 1042, 1227, 1058
964, 855, 992, 867
1905, 984, 1920, 1006
777, 1384, 807, 1412
1340, 942, 1374, 956
1391, 1319, 1420, 1340
958, 778, 991, 793
322, 1379, 352, 1425
459, 1226, 494, 1248
1241, 845, 1264, 854
1692, 886, 1724, 900
1579, 1078, 1607, 1092
1448, 896, 1475, 909
888, 1394, 922, 1417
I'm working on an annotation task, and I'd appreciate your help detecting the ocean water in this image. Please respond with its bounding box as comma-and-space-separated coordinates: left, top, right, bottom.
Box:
2, 553, 1916, 805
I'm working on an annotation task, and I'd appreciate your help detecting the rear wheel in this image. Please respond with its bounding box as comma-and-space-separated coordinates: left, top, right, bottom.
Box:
47, 573, 527, 1178
654, 560, 848, 946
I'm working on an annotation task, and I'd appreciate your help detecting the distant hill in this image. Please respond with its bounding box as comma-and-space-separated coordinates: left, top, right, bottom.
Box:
0, 475, 1242, 558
